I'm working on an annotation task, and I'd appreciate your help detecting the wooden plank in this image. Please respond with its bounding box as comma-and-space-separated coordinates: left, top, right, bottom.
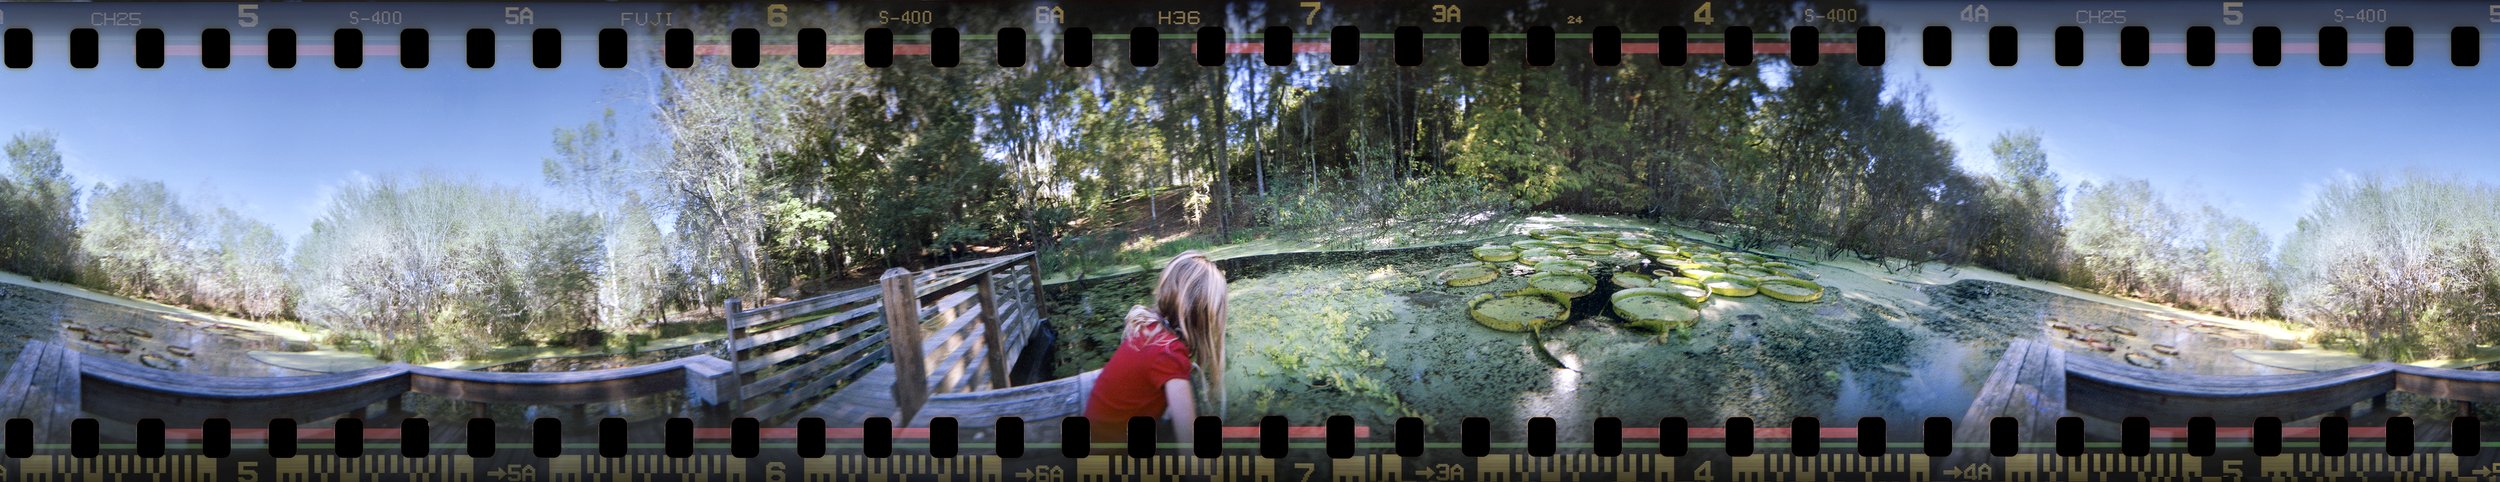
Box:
2392, 365, 2500, 403
2065, 350, 2395, 424
1957, 341, 2042, 447
742, 331, 887, 396
0, 341, 49, 417
732, 303, 880, 352
732, 287, 882, 331
903, 369, 1098, 429
738, 315, 884, 374
932, 326, 989, 394
39, 345, 80, 439
880, 267, 931, 425
976, 273, 1012, 389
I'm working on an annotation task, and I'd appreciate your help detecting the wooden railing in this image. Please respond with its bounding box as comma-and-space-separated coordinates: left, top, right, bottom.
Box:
1970, 339, 2500, 431
0, 339, 738, 435
721, 252, 1045, 422
1, 251, 1049, 433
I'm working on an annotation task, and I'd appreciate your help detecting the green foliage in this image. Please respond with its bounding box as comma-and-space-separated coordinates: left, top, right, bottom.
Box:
291, 175, 608, 359
2278, 174, 2500, 359
0, 132, 82, 281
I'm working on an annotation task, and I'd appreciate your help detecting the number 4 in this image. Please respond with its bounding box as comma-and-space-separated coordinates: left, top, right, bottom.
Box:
1693, 1, 1714, 25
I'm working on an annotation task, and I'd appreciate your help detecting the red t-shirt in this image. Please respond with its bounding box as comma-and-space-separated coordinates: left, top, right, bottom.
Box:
1084, 306, 1196, 443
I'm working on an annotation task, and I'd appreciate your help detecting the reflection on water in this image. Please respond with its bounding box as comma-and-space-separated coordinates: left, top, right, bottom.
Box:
1049, 232, 2321, 440
2, 283, 722, 425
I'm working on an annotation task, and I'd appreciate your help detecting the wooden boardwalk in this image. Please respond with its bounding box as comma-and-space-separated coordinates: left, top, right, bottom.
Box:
0, 252, 1066, 440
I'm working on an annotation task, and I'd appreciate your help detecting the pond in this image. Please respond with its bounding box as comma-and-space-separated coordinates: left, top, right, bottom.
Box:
1045, 227, 2300, 440
0, 281, 724, 431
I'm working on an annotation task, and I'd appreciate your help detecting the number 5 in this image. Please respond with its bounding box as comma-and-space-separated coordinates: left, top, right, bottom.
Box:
2489, 4, 2499, 22
2222, 2, 2243, 25
238, 4, 258, 27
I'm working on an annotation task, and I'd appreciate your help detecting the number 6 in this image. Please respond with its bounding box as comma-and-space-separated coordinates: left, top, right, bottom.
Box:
238, 4, 259, 27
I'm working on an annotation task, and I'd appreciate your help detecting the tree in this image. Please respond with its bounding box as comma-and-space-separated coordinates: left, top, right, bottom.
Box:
1, 132, 81, 281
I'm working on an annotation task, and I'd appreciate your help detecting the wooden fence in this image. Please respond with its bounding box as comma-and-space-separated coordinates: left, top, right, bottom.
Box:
721, 251, 1045, 423
1, 251, 1050, 434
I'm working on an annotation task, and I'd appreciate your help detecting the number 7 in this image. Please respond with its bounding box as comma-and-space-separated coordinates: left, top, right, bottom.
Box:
1302, 2, 1322, 25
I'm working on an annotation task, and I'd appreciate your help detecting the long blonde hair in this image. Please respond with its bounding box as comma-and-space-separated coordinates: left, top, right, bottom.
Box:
1153, 251, 1228, 412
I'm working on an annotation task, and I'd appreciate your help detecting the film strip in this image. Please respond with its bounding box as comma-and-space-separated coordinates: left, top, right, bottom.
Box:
0, 2, 2488, 68
5, 1, 2500, 481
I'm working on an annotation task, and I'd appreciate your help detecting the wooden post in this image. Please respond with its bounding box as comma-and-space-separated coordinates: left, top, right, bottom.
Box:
723, 298, 745, 414
880, 268, 931, 425
975, 272, 1012, 390
1026, 253, 1047, 318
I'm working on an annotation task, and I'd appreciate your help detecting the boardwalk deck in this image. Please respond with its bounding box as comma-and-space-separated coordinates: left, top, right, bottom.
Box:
1956, 340, 2066, 453
1, 341, 81, 441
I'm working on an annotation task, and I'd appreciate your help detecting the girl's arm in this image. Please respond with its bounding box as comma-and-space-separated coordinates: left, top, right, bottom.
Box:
1163, 379, 1196, 450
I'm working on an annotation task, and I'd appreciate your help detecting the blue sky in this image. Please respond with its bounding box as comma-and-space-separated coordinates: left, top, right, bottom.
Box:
3, 28, 2495, 246
1886, 27, 2500, 240
0, 57, 644, 241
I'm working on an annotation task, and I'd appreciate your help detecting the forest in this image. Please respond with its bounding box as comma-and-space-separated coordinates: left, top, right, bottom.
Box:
0, 3, 2493, 362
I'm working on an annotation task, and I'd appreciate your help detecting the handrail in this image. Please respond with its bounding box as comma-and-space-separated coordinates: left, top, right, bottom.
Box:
1972, 338, 2500, 426
721, 251, 1047, 423
52, 340, 738, 423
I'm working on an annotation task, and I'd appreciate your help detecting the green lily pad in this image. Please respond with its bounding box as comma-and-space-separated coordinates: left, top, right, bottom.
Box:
1472, 246, 1520, 262
1611, 272, 1654, 289
1536, 259, 1596, 275
1703, 274, 1760, 298
1758, 276, 1825, 303
1665, 283, 1713, 304
1527, 271, 1598, 298
1611, 287, 1704, 333
1438, 263, 1501, 287
1468, 289, 1572, 332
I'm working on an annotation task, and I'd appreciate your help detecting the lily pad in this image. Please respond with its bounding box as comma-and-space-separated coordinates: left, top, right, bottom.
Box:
1438, 263, 1501, 287
1472, 246, 1520, 262
1730, 267, 1776, 279
1666, 283, 1713, 304
1702, 274, 1760, 298
1511, 239, 1557, 250
1611, 287, 1704, 333
1536, 259, 1596, 275
1577, 244, 1618, 255
1611, 272, 1654, 289
1468, 290, 1572, 333
1527, 271, 1598, 298
1757, 277, 1825, 303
